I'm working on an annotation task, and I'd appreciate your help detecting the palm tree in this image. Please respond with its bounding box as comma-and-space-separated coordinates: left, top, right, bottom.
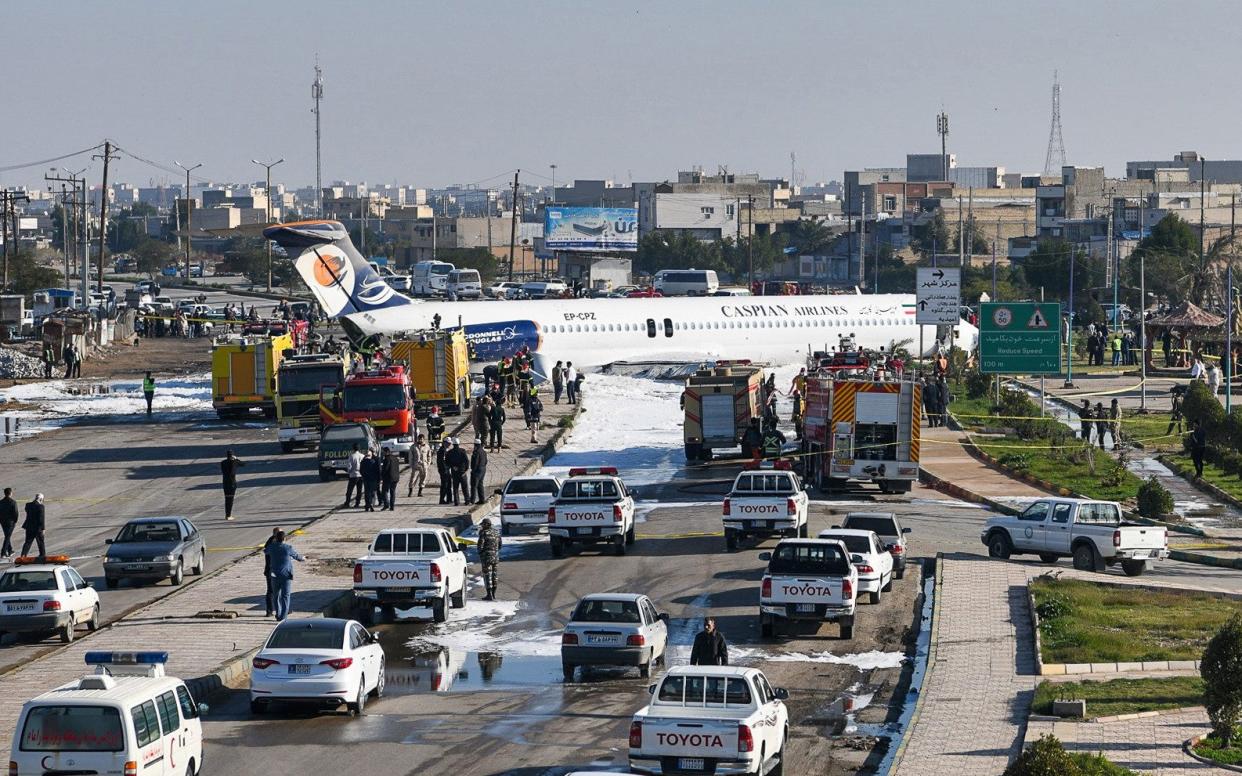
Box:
788, 220, 833, 255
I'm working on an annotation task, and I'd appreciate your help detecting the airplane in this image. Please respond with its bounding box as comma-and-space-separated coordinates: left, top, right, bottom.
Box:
266, 220, 978, 376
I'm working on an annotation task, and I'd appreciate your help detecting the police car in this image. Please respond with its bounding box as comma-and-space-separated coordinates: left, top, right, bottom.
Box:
0, 556, 100, 644
9, 651, 206, 776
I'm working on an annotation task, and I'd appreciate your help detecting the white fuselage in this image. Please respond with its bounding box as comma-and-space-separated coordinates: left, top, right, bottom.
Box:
346, 294, 976, 369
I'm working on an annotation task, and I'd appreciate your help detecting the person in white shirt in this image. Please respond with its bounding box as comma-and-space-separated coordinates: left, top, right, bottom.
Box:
1189, 357, 1206, 381
565, 362, 579, 404
345, 444, 365, 508
1208, 363, 1222, 394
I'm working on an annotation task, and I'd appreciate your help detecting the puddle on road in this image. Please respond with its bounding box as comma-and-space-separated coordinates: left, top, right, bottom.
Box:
381, 644, 565, 693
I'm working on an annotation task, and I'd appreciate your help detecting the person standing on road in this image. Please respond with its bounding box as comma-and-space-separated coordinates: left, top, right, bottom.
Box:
41, 343, 55, 379
472, 395, 493, 442
345, 444, 364, 508
142, 371, 155, 416
1166, 385, 1186, 436
477, 518, 502, 601
565, 361, 578, 404
19, 494, 46, 560
425, 405, 446, 445
552, 360, 564, 404
1208, 362, 1222, 395
264, 530, 305, 621
1110, 333, 1122, 366
761, 426, 786, 460
1093, 402, 1108, 450
488, 397, 506, 451
1078, 400, 1094, 442
261, 527, 281, 618
407, 434, 431, 498
935, 376, 950, 427
1109, 399, 1122, 450
360, 450, 381, 512
380, 448, 402, 511
470, 438, 488, 505
220, 450, 245, 520
524, 388, 543, 443
446, 438, 471, 507
0, 487, 17, 558
742, 418, 763, 460
1190, 420, 1208, 479
689, 617, 728, 666
436, 438, 452, 504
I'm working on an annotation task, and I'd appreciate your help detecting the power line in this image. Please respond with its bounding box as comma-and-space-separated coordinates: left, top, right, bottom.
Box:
0, 144, 103, 174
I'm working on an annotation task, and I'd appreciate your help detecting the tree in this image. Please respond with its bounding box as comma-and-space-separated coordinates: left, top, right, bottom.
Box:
961, 264, 1030, 304
1002, 734, 1082, 776
870, 245, 916, 293
1019, 239, 1091, 303
1125, 214, 1201, 306
1202, 614, 1242, 747
9, 252, 62, 295
955, 219, 991, 256
910, 212, 951, 261
438, 247, 502, 283
787, 219, 833, 255
132, 238, 174, 277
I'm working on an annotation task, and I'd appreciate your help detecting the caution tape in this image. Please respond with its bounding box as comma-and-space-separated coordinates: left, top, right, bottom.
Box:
953, 411, 1161, 425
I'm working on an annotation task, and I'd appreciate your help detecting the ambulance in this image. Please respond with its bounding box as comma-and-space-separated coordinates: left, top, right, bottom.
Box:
9, 651, 205, 776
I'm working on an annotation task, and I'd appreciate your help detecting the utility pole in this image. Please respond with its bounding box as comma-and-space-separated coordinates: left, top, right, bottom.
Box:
936, 112, 949, 181
1227, 264, 1234, 413
1200, 157, 1207, 270
1108, 208, 1117, 327
175, 161, 202, 281
312, 60, 324, 218
252, 158, 284, 292
507, 170, 520, 282
957, 196, 964, 266
549, 164, 557, 204
860, 195, 868, 292
1139, 203, 1146, 411
92, 141, 116, 293
46, 170, 85, 286
1065, 247, 1076, 389
747, 194, 754, 289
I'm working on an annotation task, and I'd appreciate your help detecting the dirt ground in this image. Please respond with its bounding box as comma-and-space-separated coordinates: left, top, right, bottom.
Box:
0, 335, 212, 389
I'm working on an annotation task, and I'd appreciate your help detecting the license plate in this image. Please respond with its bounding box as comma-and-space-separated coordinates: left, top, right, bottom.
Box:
386, 587, 412, 593
130, 565, 150, 571
6, 603, 34, 613
796, 603, 816, 613
586, 635, 619, 645
288, 665, 311, 675
678, 758, 705, 771
576, 527, 595, 536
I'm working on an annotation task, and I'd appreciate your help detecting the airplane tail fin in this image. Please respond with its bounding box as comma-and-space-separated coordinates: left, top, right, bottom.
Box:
264, 220, 414, 317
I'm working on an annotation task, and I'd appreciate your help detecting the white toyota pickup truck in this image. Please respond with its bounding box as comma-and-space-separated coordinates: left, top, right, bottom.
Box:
759, 538, 858, 639
352, 527, 469, 623
629, 666, 789, 776
722, 468, 810, 551
981, 497, 1169, 576
547, 467, 636, 557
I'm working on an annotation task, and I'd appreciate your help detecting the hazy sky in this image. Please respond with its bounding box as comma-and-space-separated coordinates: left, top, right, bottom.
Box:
6, 0, 1242, 192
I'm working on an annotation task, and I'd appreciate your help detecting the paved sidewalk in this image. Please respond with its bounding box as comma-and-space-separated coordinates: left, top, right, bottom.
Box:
919, 424, 1048, 501
0, 399, 575, 735
894, 555, 1038, 776
1028, 710, 1230, 774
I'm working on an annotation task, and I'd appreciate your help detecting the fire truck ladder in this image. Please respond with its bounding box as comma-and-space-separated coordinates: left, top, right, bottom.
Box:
895, 383, 913, 461
433, 340, 448, 393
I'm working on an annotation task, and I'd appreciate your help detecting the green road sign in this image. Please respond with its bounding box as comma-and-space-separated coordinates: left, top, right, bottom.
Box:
979, 302, 1063, 375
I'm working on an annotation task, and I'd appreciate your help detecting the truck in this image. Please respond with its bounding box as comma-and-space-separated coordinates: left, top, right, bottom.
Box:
547, 467, 635, 558
211, 332, 294, 419
317, 421, 380, 481
683, 361, 763, 462
981, 498, 1170, 576
390, 329, 472, 417
801, 367, 921, 495
629, 666, 790, 776
320, 364, 416, 461
722, 468, 810, 551
277, 352, 349, 452
352, 527, 469, 624
758, 538, 858, 639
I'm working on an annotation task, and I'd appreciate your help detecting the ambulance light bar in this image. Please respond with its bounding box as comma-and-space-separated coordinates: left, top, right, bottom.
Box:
85, 651, 169, 666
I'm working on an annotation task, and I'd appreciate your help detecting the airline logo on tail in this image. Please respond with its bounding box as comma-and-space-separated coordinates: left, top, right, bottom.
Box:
293, 245, 356, 317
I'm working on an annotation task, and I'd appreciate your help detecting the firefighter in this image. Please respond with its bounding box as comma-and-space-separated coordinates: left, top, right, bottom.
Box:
425, 405, 446, 444
761, 426, 787, 460
499, 357, 516, 407
790, 389, 804, 441
762, 393, 779, 433
789, 367, 807, 397
742, 418, 763, 460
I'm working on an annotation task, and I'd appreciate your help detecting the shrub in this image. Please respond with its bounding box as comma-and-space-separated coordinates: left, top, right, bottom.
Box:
1183, 380, 1227, 443
965, 369, 992, 400
997, 452, 1032, 473
1003, 734, 1083, 776
1035, 591, 1072, 621
1136, 476, 1174, 518
1202, 613, 1242, 747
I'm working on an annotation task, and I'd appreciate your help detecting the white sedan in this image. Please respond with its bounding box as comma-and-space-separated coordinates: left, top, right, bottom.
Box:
561, 593, 668, 680
0, 559, 100, 644
818, 529, 894, 604
250, 617, 385, 715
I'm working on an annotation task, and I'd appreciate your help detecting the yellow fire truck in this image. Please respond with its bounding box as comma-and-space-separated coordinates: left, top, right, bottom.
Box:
390, 328, 472, 416
682, 361, 764, 462
211, 333, 294, 419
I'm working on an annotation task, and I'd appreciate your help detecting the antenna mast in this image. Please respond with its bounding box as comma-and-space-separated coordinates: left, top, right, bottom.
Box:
1043, 71, 1067, 176
312, 59, 324, 217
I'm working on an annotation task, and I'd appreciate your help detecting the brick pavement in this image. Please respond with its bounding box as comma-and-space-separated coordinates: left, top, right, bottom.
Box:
0, 398, 574, 735
1027, 710, 1230, 775
919, 425, 1048, 501
894, 555, 1038, 776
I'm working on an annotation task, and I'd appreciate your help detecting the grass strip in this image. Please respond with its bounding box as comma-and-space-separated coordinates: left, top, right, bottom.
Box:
1033, 676, 1204, 718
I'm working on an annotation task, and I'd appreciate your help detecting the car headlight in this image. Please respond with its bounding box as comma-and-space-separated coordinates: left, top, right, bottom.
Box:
164, 554, 177, 562
398, 435, 413, 443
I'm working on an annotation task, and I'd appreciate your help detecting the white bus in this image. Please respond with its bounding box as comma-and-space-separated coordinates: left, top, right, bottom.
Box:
653, 269, 719, 296
411, 261, 455, 296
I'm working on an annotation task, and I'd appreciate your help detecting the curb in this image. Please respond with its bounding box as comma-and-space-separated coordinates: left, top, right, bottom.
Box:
884, 554, 944, 774
185, 405, 580, 704
1029, 589, 1045, 675
917, 467, 1018, 515
1028, 705, 1206, 724
1037, 659, 1200, 677
1159, 453, 1242, 513
1185, 733, 1242, 773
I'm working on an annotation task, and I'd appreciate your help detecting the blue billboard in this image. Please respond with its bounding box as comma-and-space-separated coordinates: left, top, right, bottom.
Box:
543, 207, 638, 252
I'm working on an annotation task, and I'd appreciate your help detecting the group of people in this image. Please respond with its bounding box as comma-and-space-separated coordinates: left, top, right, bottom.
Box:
1077, 398, 1123, 451
1083, 323, 1138, 367
921, 375, 951, 428
342, 446, 409, 511
0, 489, 46, 560
41, 342, 81, 379
549, 360, 583, 405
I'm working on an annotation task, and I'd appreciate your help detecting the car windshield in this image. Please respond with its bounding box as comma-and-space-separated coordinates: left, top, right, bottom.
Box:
657, 676, 751, 705
843, 516, 898, 537
431, 265, 452, 276
824, 535, 872, 554
561, 480, 617, 499
734, 474, 795, 493
267, 622, 345, 650
0, 571, 57, 592
769, 543, 850, 575
571, 598, 640, 623
322, 425, 367, 443
344, 384, 407, 412
20, 706, 124, 752
114, 522, 180, 543
278, 366, 342, 395
506, 479, 559, 495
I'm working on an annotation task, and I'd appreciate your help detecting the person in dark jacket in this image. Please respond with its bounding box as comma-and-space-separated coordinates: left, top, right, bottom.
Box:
20, 493, 46, 560
1078, 399, 1094, 441
446, 438, 471, 506
0, 487, 17, 558
436, 438, 452, 504
551, 360, 564, 404
380, 448, 402, 511
488, 399, 506, 451
220, 450, 245, 520
261, 527, 281, 617
142, 372, 155, 416
360, 450, 382, 512
477, 518, 502, 600
689, 617, 728, 666
524, 389, 543, 443
425, 405, 446, 445
470, 438, 488, 505
1190, 420, 1208, 478
742, 418, 763, 460
1094, 401, 1108, 450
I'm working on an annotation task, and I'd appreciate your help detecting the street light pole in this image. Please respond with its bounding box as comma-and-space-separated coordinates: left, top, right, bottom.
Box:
252, 158, 284, 292
549, 164, 557, 204
175, 161, 202, 281
1065, 248, 1075, 388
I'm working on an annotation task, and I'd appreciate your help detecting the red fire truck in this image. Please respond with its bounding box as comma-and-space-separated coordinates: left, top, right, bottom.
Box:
320, 365, 416, 461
